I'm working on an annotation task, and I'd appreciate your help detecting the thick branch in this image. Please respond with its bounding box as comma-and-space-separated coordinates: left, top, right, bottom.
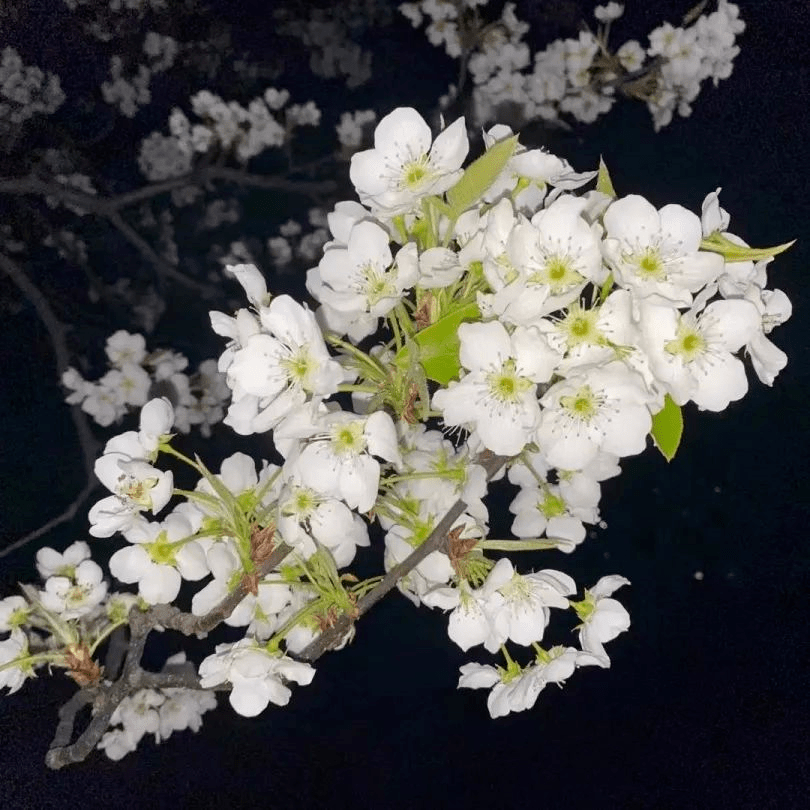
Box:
45, 542, 294, 768
297, 453, 509, 662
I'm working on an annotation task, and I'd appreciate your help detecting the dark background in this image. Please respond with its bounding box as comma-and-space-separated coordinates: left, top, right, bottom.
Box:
1, 1, 808, 807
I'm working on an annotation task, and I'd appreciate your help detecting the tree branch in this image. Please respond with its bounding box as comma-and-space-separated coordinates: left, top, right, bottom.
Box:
0, 165, 338, 215
45, 542, 294, 769
0, 252, 100, 560
44, 453, 507, 766
297, 453, 509, 662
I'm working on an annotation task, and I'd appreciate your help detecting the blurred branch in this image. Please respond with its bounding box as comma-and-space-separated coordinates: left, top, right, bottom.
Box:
0, 165, 340, 297
0, 165, 338, 214
0, 252, 100, 561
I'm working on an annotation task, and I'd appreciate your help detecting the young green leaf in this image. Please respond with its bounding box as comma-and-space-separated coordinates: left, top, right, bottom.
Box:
395, 301, 480, 385
700, 232, 796, 263
596, 156, 617, 199
650, 394, 683, 462
446, 134, 519, 216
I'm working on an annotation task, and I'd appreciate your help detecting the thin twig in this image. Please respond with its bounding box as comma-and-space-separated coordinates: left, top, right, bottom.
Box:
104, 210, 220, 299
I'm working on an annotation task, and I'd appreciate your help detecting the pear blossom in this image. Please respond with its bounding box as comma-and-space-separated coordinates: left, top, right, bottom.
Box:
105, 330, 147, 367
350, 107, 468, 215
458, 645, 579, 718
485, 559, 577, 648
0, 630, 31, 694
39, 559, 108, 619
594, 3, 623, 23
498, 194, 604, 323
482, 126, 597, 211
315, 221, 416, 317
35, 540, 92, 580
191, 541, 241, 617
537, 362, 654, 469
744, 287, 791, 385
289, 409, 401, 512
603, 194, 724, 306
226, 263, 271, 309
226, 295, 344, 433
138, 396, 175, 455
98, 689, 165, 760
701, 187, 731, 236
90, 451, 173, 537
573, 575, 631, 667
156, 687, 218, 743
417, 245, 464, 289
198, 639, 315, 717
109, 513, 207, 605
509, 483, 589, 551
278, 481, 370, 568
0, 596, 29, 633
432, 320, 561, 456
210, 307, 261, 375
384, 527, 457, 607
230, 579, 293, 639
640, 298, 761, 410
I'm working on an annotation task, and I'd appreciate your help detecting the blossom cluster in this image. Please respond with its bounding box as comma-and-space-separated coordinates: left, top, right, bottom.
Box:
98, 654, 217, 761
0, 539, 139, 694
101, 32, 178, 118
401, 1, 745, 130
275, 9, 375, 89
0, 47, 65, 128
138, 88, 320, 180
62, 329, 229, 435
266, 209, 330, 271
1, 105, 792, 757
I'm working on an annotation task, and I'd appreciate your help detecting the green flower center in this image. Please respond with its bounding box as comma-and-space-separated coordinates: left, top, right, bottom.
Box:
486, 359, 532, 403
282, 347, 316, 389
402, 159, 429, 190
635, 248, 665, 279
540, 491, 567, 518
147, 531, 177, 566
561, 304, 601, 347
118, 476, 158, 508
665, 323, 706, 362
531, 255, 584, 292
331, 421, 366, 456
560, 385, 599, 420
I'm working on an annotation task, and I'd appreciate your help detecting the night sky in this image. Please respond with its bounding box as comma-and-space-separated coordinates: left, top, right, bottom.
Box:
1, 1, 809, 807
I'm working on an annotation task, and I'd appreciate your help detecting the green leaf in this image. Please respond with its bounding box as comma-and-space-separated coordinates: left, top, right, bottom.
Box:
700, 232, 796, 263
395, 301, 480, 385
446, 134, 519, 216
597, 272, 614, 305
596, 156, 616, 199
650, 394, 683, 462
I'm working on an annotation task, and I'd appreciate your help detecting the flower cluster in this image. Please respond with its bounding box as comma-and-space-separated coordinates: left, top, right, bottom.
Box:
1, 105, 791, 759
266, 209, 331, 271
101, 32, 178, 118
401, 1, 744, 131
98, 654, 216, 761
138, 88, 320, 180
62, 330, 229, 434
0, 539, 141, 696
0, 47, 65, 128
